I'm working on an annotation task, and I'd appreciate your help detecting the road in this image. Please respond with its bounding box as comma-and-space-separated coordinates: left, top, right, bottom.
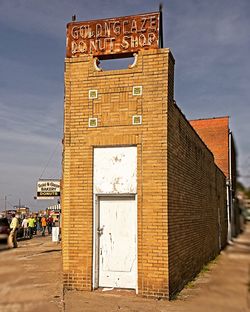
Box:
1, 225, 250, 312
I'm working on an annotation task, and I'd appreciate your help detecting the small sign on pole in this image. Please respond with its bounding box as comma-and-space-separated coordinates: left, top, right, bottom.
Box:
37, 180, 60, 199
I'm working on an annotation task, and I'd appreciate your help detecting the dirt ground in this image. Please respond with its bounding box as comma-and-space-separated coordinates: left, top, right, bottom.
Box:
1, 225, 250, 312
65, 225, 250, 312
0, 235, 62, 312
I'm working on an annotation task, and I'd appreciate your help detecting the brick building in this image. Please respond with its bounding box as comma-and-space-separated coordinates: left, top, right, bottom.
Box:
62, 13, 227, 299
190, 117, 238, 238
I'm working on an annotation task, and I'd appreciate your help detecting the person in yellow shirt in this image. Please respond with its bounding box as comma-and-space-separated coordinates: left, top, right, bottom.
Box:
8, 214, 20, 248
27, 215, 36, 239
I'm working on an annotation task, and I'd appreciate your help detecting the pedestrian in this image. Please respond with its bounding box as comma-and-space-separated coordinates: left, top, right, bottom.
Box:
36, 216, 42, 233
21, 216, 28, 238
41, 215, 47, 236
27, 215, 35, 239
33, 216, 37, 235
47, 216, 53, 235
8, 213, 20, 248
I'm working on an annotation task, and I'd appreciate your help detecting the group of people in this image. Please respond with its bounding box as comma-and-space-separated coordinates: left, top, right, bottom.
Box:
9, 213, 54, 248
21, 215, 54, 238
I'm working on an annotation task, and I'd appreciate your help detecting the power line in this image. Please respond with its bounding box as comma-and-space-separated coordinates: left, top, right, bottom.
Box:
39, 141, 61, 180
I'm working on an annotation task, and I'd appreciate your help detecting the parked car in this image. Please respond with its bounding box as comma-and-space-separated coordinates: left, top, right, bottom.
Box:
0, 217, 10, 245
17, 226, 24, 238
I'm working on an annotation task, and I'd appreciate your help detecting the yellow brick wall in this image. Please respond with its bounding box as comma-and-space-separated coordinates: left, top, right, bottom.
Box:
62, 47, 227, 300
62, 49, 174, 298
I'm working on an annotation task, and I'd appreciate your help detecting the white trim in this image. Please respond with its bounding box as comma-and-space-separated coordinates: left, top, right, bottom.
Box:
129, 53, 138, 69
88, 118, 98, 128
92, 194, 99, 289
93, 58, 102, 72
132, 86, 142, 96
89, 89, 98, 99
92, 194, 138, 293
132, 115, 142, 125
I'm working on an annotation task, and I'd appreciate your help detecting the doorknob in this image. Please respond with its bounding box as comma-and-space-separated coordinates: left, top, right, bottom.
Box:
97, 227, 104, 235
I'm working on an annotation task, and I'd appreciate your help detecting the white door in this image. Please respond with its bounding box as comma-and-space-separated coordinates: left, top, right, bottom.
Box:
98, 196, 137, 289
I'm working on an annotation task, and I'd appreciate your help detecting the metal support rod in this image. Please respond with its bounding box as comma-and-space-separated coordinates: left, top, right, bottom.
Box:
4, 195, 6, 215
159, 3, 164, 48
229, 131, 234, 237
226, 180, 232, 242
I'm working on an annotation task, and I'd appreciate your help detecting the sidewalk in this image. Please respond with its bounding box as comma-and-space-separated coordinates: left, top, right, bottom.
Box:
0, 235, 62, 312
0, 225, 249, 312
65, 224, 250, 312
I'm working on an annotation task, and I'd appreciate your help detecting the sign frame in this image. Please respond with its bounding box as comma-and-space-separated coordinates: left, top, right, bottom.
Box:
37, 179, 60, 199
66, 11, 161, 59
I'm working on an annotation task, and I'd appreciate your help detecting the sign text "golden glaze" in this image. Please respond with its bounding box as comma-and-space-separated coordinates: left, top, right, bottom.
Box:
66, 12, 160, 57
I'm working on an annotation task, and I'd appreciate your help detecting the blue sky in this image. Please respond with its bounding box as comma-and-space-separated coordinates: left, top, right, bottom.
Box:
0, 0, 249, 210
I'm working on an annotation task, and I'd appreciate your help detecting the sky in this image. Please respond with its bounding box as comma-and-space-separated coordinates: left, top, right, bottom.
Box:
0, 0, 249, 211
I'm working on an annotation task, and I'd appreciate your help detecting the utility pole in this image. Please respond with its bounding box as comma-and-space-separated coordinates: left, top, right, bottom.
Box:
4, 195, 6, 216
3, 194, 12, 216
159, 3, 164, 48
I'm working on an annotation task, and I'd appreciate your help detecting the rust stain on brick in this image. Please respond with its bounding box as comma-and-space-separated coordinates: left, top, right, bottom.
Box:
66, 12, 160, 58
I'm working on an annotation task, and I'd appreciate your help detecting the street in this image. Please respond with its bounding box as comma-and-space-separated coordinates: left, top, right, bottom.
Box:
1, 225, 250, 312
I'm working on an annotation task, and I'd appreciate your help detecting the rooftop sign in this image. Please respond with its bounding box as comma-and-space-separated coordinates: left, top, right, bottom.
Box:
66, 12, 160, 58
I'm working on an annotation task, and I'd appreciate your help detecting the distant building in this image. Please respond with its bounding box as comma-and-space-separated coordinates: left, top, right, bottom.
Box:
190, 117, 238, 238
237, 191, 250, 222
14, 206, 30, 216
46, 204, 61, 223
47, 204, 61, 213
244, 198, 250, 222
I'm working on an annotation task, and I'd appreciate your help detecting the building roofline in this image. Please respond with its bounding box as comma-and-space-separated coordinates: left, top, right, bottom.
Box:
172, 102, 226, 179
189, 116, 230, 122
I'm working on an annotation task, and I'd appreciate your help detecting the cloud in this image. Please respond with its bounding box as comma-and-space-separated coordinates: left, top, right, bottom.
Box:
0, 94, 63, 136
0, 0, 66, 38
0, 160, 60, 209
0, 0, 250, 213
0, 0, 161, 38
164, 0, 250, 185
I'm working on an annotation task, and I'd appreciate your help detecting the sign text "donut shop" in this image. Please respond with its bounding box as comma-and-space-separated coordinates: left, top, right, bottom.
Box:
66, 12, 160, 58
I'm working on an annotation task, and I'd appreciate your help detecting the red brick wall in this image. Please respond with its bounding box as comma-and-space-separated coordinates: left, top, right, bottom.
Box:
189, 117, 229, 178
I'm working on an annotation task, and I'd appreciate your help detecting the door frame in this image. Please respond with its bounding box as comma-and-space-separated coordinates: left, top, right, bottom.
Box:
92, 194, 138, 292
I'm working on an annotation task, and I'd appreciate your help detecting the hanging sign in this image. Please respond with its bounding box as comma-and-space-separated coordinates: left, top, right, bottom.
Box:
66, 12, 160, 58
37, 180, 60, 198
